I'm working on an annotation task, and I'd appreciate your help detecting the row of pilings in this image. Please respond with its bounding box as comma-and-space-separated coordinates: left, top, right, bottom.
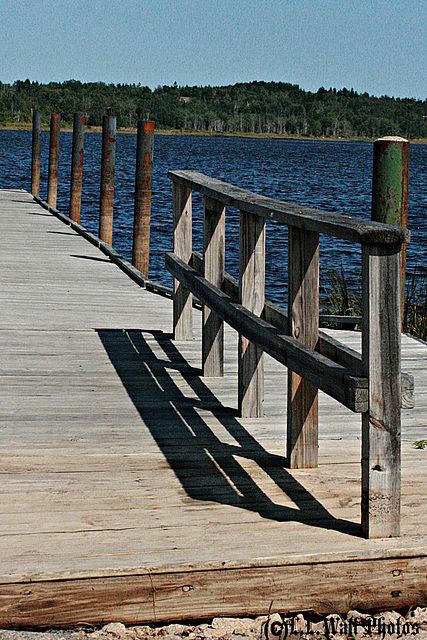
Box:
29, 115, 410, 301
30, 110, 154, 277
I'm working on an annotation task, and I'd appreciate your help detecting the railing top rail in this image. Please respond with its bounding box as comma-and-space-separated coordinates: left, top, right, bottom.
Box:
168, 170, 410, 245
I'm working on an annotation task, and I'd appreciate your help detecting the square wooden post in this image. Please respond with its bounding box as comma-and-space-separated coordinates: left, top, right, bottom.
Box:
287, 227, 320, 468
361, 242, 402, 538
203, 196, 225, 376
238, 210, 265, 418
173, 182, 193, 340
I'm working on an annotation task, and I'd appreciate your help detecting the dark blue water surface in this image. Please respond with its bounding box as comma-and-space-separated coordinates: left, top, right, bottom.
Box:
1, 130, 425, 305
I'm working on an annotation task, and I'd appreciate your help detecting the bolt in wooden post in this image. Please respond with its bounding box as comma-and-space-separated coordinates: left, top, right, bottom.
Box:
69, 112, 85, 223
47, 113, 61, 207
371, 136, 409, 321
361, 241, 402, 538
132, 120, 154, 276
287, 227, 320, 468
173, 182, 193, 340
31, 110, 42, 196
238, 209, 265, 418
203, 196, 225, 377
99, 112, 117, 245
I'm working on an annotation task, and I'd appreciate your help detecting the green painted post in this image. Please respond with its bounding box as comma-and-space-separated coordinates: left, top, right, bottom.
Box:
371, 136, 410, 321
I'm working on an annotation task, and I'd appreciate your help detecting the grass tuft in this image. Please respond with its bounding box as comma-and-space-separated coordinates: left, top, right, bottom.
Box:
321, 266, 427, 341
320, 265, 361, 318
403, 270, 427, 341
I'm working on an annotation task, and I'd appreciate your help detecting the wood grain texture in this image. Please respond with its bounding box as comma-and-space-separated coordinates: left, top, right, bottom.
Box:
132, 120, 154, 276
192, 251, 414, 408
361, 243, 402, 538
238, 210, 265, 417
99, 115, 116, 245
69, 112, 85, 224
1, 555, 425, 629
166, 254, 368, 412
287, 228, 320, 469
203, 196, 225, 377
168, 170, 410, 245
47, 114, 61, 208
173, 182, 193, 340
0, 189, 425, 628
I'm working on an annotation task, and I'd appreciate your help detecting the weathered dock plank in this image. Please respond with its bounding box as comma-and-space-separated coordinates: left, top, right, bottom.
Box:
0, 189, 426, 628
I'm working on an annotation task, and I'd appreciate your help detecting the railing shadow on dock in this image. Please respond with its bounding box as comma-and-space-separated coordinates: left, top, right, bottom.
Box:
96, 327, 361, 537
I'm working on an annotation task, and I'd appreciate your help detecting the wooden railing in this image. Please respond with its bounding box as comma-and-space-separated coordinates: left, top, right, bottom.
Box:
166, 169, 411, 539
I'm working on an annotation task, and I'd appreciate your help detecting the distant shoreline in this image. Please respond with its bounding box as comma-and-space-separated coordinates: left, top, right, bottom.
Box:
1, 123, 426, 144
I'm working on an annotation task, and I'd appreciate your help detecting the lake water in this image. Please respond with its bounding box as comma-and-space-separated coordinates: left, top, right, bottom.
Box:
1, 130, 425, 305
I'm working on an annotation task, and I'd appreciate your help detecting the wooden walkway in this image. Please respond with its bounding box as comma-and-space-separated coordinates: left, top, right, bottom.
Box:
0, 189, 426, 629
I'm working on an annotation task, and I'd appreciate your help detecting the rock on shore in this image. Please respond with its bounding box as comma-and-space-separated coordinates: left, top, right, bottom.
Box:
1, 608, 426, 640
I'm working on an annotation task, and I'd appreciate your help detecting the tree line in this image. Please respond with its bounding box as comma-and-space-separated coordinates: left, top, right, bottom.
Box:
1, 79, 426, 139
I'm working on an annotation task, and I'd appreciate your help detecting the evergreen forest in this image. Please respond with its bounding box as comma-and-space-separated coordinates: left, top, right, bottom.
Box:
1, 79, 426, 139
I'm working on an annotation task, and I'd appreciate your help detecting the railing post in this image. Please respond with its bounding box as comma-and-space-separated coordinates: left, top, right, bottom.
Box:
287, 228, 320, 468
133, 120, 154, 276
99, 111, 117, 245
47, 113, 61, 207
31, 110, 42, 196
69, 112, 85, 223
371, 136, 409, 322
361, 242, 402, 538
238, 210, 265, 418
173, 182, 193, 340
203, 196, 225, 377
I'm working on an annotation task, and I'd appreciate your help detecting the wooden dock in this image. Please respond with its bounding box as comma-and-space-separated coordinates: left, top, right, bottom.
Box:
0, 188, 426, 629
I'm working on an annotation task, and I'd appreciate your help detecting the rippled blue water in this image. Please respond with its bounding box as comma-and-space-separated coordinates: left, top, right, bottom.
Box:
1, 130, 425, 305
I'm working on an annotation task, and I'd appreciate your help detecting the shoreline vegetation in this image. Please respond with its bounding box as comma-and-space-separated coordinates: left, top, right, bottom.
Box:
1, 79, 426, 139
2, 121, 427, 144
321, 266, 427, 342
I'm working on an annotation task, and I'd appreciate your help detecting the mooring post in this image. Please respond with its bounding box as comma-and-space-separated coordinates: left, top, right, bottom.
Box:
132, 120, 154, 275
31, 110, 42, 196
47, 113, 61, 207
371, 136, 409, 320
99, 110, 117, 245
69, 112, 85, 223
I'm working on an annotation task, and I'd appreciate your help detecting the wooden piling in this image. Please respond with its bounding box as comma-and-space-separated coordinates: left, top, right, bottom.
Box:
31, 110, 42, 197
99, 113, 117, 245
69, 112, 85, 223
47, 114, 61, 207
132, 120, 154, 276
371, 136, 409, 319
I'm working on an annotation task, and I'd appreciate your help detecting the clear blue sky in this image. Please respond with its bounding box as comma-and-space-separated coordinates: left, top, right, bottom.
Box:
1, 0, 426, 99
